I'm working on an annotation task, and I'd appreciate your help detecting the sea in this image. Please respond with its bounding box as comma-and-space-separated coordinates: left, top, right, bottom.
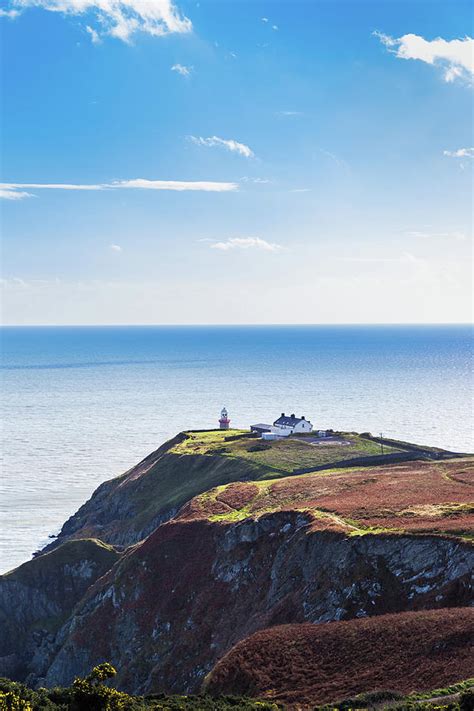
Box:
1, 324, 473, 573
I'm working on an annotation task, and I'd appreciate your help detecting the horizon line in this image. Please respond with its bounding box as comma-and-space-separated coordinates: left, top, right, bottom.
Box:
1, 322, 472, 328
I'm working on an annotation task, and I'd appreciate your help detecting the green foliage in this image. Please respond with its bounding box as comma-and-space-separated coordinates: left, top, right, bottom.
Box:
0, 691, 33, 711
0, 673, 280, 710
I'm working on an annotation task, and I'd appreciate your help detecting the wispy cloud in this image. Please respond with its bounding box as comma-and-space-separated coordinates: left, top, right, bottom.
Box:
341, 252, 423, 265
289, 188, 311, 193
261, 17, 277, 30
86, 25, 100, 44
171, 63, 192, 77
209, 237, 282, 252
110, 244, 123, 252
405, 230, 466, 241
188, 135, 254, 158
374, 31, 474, 84
318, 148, 349, 170
276, 110, 303, 117
240, 177, 271, 184
3, 0, 192, 43
443, 147, 474, 159
0, 8, 19, 18
0, 179, 239, 199
0, 188, 33, 200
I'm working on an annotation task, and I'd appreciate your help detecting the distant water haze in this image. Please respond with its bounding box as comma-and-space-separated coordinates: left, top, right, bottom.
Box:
1, 324, 472, 573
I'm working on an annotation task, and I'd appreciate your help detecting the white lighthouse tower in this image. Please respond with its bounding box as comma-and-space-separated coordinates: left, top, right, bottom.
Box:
219, 406, 230, 430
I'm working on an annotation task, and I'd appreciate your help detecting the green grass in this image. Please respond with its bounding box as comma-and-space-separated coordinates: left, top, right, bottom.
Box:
172, 430, 402, 475
408, 679, 474, 700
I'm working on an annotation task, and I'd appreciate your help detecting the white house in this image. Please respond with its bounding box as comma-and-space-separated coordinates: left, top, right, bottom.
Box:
257, 413, 313, 439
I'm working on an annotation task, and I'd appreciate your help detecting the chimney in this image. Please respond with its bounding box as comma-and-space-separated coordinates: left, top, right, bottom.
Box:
302, 415, 305, 420
281, 412, 285, 417
291, 413, 295, 418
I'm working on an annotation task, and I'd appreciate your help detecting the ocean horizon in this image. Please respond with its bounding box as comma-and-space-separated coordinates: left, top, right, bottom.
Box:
1, 323, 473, 573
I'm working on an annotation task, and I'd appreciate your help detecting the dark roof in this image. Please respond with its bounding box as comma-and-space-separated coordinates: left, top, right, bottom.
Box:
250, 423, 272, 431
273, 415, 305, 427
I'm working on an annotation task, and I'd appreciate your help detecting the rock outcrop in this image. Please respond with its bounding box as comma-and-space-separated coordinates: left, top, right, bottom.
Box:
0, 538, 120, 682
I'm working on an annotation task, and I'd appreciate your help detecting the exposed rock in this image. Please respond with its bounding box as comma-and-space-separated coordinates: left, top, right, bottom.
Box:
30, 513, 473, 695
0, 538, 120, 681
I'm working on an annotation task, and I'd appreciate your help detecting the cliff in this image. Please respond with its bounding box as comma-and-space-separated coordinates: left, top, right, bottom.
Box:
0, 538, 120, 682
1, 429, 472, 704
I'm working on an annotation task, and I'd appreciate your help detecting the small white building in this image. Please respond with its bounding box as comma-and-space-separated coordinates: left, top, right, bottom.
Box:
260, 413, 313, 439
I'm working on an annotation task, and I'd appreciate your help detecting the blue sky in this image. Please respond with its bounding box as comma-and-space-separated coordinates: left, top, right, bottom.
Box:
1, 0, 472, 324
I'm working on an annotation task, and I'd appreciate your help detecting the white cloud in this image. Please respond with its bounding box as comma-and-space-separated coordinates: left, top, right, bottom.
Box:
210, 237, 282, 252
110, 244, 122, 252
5, 0, 192, 43
171, 63, 192, 77
261, 17, 268, 23
239, 176, 271, 184
272, 25, 278, 31
0, 188, 33, 200
289, 188, 311, 193
0, 179, 239, 199
374, 31, 474, 84
86, 24, 100, 43
188, 135, 254, 158
443, 147, 474, 158
276, 110, 303, 117
113, 178, 236, 191
0, 8, 19, 18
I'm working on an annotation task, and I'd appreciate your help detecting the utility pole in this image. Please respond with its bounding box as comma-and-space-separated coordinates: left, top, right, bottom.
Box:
380, 432, 384, 455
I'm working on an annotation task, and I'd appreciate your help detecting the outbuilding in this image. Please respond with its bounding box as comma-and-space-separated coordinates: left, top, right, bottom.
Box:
250, 423, 273, 435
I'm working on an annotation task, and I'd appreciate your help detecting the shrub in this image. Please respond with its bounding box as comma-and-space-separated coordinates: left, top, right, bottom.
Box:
459, 689, 474, 711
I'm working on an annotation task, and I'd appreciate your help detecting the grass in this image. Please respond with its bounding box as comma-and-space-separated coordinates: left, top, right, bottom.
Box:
408, 679, 474, 700
172, 430, 402, 475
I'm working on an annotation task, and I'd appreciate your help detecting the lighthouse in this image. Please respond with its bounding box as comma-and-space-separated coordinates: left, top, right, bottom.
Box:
219, 407, 230, 430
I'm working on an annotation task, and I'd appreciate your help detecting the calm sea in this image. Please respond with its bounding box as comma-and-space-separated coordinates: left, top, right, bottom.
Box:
1, 325, 472, 573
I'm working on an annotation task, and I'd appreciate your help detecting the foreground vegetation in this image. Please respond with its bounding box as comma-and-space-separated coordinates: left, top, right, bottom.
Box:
0, 665, 279, 710
1, 666, 473, 711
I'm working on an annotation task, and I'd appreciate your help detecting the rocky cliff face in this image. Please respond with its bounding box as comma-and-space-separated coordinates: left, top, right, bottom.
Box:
0, 539, 120, 682
31, 513, 473, 694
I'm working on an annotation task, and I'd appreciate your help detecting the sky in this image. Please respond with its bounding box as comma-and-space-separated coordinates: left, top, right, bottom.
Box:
0, 0, 472, 325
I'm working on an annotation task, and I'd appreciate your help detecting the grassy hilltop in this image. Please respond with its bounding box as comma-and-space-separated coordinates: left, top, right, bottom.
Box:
44, 427, 464, 553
